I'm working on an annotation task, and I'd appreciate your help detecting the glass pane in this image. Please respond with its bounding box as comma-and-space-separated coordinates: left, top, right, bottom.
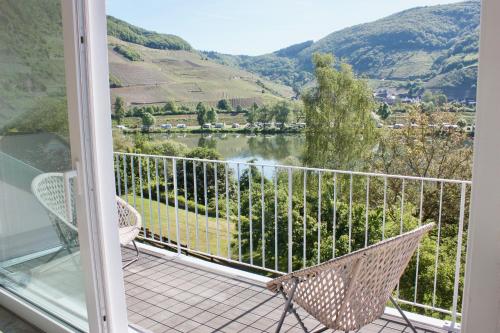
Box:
0, 0, 88, 331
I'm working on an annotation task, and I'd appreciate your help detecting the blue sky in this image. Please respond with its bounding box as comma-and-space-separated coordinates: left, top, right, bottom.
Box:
106, 0, 465, 56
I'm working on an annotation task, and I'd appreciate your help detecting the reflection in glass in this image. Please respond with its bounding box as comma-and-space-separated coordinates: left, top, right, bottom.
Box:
0, 0, 88, 330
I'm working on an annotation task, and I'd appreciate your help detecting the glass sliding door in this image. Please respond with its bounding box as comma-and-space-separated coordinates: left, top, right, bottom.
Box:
0, 0, 88, 330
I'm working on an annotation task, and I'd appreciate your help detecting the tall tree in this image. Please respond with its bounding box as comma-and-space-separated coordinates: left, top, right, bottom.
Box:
164, 100, 178, 113
377, 103, 391, 120
272, 101, 291, 127
196, 102, 207, 126
302, 53, 376, 170
141, 112, 156, 130
114, 96, 126, 124
206, 107, 217, 123
217, 99, 232, 111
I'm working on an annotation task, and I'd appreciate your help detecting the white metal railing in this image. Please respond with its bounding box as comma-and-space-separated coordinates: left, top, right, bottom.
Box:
114, 151, 471, 330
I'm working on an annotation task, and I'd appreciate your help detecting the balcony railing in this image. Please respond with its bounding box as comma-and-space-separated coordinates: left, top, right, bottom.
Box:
114, 151, 471, 331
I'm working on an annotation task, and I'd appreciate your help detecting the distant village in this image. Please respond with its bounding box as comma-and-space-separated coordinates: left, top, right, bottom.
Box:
373, 89, 477, 106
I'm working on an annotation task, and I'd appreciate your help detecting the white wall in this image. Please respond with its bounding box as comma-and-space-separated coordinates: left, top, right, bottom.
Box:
462, 0, 500, 332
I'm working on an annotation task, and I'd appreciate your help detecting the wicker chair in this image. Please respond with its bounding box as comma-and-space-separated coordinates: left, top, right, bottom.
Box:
116, 196, 142, 268
31, 173, 79, 259
32, 173, 142, 268
267, 223, 434, 333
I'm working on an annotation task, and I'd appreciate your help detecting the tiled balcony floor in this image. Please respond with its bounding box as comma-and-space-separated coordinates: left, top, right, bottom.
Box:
123, 246, 446, 333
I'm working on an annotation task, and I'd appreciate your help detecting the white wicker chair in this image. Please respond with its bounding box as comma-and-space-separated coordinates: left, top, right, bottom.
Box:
267, 223, 434, 333
32, 173, 142, 268
116, 196, 142, 268
32, 173, 79, 258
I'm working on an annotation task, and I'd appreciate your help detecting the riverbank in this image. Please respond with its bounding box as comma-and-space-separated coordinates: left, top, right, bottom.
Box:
118, 126, 304, 135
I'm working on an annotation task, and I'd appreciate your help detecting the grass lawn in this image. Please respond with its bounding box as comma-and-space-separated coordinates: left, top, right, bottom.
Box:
123, 194, 235, 258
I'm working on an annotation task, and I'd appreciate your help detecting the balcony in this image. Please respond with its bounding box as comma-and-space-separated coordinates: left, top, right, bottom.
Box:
114, 152, 471, 333
123, 245, 448, 333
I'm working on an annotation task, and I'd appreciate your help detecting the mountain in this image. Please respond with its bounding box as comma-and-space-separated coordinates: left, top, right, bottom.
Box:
0, 0, 67, 130
107, 35, 294, 107
204, 1, 480, 99
107, 16, 192, 51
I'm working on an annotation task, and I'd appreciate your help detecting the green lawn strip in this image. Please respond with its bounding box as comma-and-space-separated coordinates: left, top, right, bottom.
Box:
123, 194, 234, 258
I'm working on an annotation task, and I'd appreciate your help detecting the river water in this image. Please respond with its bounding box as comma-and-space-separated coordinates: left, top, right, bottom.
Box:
148, 132, 307, 166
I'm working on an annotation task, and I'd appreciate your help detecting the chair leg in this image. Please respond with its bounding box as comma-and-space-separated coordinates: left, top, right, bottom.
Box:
276, 278, 300, 333
389, 296, 418, 333
122, 240, 140, 269
279, 289, 308, 333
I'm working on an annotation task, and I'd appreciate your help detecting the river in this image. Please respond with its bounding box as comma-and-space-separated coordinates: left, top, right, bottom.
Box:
148, 132, 307, 166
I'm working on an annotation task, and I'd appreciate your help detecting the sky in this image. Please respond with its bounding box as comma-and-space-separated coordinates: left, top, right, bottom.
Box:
106, 0, 465, 56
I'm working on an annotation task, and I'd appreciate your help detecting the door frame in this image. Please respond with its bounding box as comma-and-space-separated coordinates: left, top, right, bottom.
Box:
0, 0, 129, 332
62, 0, 129, 331
462, 0, 500, 331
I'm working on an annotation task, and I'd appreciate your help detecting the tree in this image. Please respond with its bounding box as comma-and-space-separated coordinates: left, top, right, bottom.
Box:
207, 107, 217, 123
196, 102, 207, 126
302, 53, 377, 170
435, 94, 448, 106
422, 91, 433, 103
375, 110, 472, 180
376, 103, 391, 120
114, 96, 126, 124
164, 100, 178, 113
236, 105, 243, 113
457, 118, 467, 129
256, 106, 273, 124
246, 109, 257, 124
272, 101, 291, 127
217, 99, 232, 111
141, 112, 155, 130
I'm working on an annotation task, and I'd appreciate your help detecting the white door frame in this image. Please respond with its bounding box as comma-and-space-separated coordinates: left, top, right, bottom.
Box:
0, 0, 128, 332
62, 0, 129, 332
462, 0, 500, 332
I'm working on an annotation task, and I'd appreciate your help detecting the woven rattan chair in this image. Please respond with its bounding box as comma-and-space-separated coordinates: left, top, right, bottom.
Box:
32, 173, 79, 259
267, 223, 434, 333
117, 196, 142, 268
32, 173, 142, 268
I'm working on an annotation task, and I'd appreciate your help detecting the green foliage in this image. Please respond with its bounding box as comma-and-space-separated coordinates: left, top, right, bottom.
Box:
457, 118, 467, 128
302, 54, 377, 170
206, 108, 217, 123
377, 103, 391, 120
109, 74, 123, 88
272, 101, 292, 125
107, 16, 192, 51
114, 96, 126, 124
138, 139, 188, 157
216, 99, 232, 111
164, 100, 178, 113
5, 97, 69, 139
196, 102, 207, 126
141, 112, 156, 128
113, 45, 142, 61
0, 0, 67, 128
204, 2, 480, 99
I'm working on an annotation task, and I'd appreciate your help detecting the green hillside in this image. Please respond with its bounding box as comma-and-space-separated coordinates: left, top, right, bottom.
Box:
107, 16, 192, 51
0, 0, 67, 134
107, 36, 294, 107
204, 1, 480, 99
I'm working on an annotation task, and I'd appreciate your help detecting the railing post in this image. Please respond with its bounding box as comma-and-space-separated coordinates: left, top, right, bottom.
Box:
317, 171, 322, 264
288, 167, 293, 273
303, 170, 307, 267
172, 158, 181, 254
451, 183, 466, 328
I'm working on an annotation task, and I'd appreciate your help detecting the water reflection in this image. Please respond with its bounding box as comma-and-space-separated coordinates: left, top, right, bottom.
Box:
149, 133, 306, 166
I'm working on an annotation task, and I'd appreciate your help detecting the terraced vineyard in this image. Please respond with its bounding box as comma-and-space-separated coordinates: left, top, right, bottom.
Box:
108, 37, 294, 107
